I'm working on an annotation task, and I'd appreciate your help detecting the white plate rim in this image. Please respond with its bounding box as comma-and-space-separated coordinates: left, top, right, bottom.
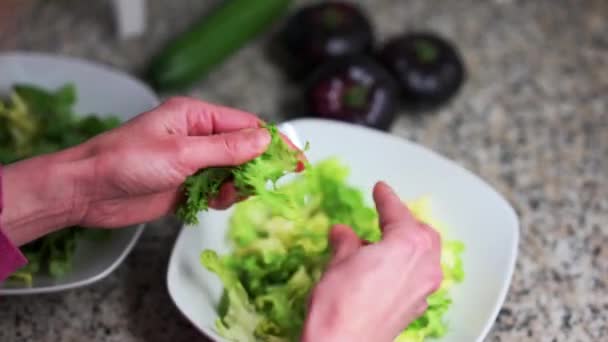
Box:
0, 50, 158, 100
0, 226, 145, 296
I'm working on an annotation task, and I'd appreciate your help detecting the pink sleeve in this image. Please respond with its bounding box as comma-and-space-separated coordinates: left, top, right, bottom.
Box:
0, 164, 28, 282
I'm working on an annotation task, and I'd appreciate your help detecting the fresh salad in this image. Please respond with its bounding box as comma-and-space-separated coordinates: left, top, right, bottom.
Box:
0, 83, 120, 285
200, 158, 465, 341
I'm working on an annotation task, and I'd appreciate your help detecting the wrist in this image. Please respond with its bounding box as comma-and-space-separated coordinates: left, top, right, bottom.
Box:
301, 322, 346, 342
301, 288, 399, 342
1, 147, 92, 246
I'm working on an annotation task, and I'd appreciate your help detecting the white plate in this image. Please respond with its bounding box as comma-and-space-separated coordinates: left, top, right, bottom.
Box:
167, 118, 520, 341
0, 52, 160, 295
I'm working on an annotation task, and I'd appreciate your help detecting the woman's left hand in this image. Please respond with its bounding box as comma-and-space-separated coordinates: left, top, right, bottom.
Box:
301, 182, 443, 342
1, 97, 290, 246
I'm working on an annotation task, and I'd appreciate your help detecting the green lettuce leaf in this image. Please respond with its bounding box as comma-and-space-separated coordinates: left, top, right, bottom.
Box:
201, 158, 465, 341
201, 250, 266, 342
176, 124, 303, 225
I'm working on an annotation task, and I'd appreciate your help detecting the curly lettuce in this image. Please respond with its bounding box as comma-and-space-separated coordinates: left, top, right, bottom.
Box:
176, 124, 303, 225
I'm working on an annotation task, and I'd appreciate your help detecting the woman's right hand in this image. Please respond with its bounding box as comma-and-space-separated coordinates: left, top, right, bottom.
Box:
302, 182, 443, 342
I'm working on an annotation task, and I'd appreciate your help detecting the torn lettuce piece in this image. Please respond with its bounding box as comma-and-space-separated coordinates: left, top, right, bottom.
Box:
176, 124, 303, 225
201, 250, 281, 342
176, 167, 234, 226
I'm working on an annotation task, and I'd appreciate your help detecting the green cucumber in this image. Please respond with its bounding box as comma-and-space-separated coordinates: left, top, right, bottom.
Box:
147, 0, 292, 91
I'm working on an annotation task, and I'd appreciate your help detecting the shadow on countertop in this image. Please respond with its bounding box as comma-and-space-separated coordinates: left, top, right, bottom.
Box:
0, 217, 207, 342
123, 217, 209, 342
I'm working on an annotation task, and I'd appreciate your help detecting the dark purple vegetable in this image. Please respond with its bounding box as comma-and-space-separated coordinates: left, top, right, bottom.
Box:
305, 56, 398, 130
277, 1, 374, 79
377, 32, 465, 110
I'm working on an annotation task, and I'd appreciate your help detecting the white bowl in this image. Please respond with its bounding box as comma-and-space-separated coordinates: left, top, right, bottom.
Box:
167, 119, 520, 341
0, 52, 160, 295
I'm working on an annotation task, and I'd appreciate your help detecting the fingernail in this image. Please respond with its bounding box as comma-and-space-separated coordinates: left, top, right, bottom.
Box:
378, 181, 395, 194
375, 180, 387, 191
245, 128, 271, 151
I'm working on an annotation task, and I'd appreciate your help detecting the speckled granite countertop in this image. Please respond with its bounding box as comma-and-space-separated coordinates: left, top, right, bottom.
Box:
1, 0, 606, 341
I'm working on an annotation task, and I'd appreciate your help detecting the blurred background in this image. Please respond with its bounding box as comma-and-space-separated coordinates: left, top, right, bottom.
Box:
0, 0, 606, 341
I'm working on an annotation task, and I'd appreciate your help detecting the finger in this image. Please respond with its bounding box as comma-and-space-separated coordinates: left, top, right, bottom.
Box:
329, 224, 362, 265
176, 97, 263, 135
151, 97, 264, 136
422, 224, 444, 294
400, 299, 430, 330
421, 223, 442, 252
414, 300, 429, 317
208, 182, 242, 210
428, 266, 444, 294
179, 128, 271, 172
373, 181, 416, 236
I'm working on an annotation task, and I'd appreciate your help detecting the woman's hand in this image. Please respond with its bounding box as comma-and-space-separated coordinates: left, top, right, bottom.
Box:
301, 182, 443, 342
74, 97, 275, 228
1, 97, 288, 246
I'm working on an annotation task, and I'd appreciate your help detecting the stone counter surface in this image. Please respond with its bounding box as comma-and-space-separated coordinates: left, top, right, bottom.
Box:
1, 0, 606, 341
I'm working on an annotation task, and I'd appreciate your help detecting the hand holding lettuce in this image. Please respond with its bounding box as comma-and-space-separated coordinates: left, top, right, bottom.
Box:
199, 158, 465, 341
176, 124, 306, 225
1, 92, 304, 286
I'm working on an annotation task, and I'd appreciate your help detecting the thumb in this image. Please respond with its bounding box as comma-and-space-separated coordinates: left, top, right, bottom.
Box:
179, 128, 270, 172
329, 224, 362, 265
373, 181, 416, 239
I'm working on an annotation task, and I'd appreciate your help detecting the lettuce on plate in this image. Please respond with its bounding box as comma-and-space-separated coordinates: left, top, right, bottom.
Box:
201, 158, 465, 341
0, 83, 118, 285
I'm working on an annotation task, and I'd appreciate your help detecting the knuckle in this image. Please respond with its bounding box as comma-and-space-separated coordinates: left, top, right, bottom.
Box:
219, 135, 240, 164
164, 96, 191, 109
430, 269, 444, 292
416, 300, 429, 316
387, 223, 442, 258
420, 224, 441, 251
173, 137, 192, 168
411, 229, 433, 252
388, 224, 410, 241
428, 226, 442, 245
163, 96, 208, 119
83, 201, 121, 228
387, 237, 415, 259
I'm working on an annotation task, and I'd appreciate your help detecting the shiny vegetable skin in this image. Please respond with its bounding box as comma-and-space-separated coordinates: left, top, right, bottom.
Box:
305, 56, 399, 131
276, 1, 374, 79
147, 0, 292, 91
377, 32, 466, 111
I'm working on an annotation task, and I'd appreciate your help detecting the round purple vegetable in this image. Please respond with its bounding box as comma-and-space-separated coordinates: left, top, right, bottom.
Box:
305, 56, 398, 130
277, 1, 374, 78
377, 32, 465, 110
